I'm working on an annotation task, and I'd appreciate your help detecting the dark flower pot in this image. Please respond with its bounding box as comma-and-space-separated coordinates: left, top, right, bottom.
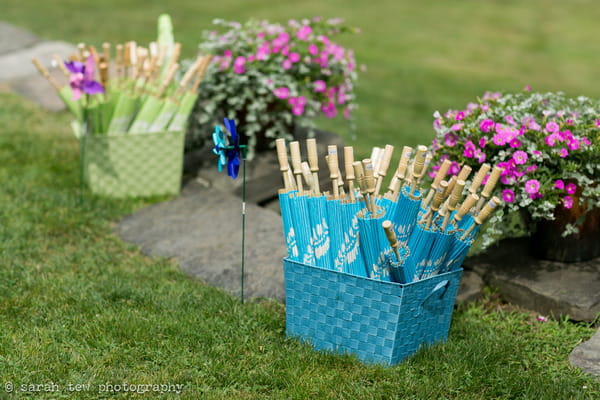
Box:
530, 195, 600, 262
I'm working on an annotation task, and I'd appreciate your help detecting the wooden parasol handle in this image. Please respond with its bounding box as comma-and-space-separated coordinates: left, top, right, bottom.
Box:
155, 62, 178, 98
275, 138, 294, 192
470, 163, 491, 194
31, 58, 61, 92
191, 54, 212, 93
448, 179, 466, 211
289, 141, 304, 193
375, 144, 394, 196
382, 220, 401, 262
475, 196, 501, 225
481, 166, 502, 198
327, 145, 340, 198
455, 193, 479, 221
433, 159, 452, 189
301, 162, 313, 192
306, 138, 320, 195
457, 164, 472, 182
362, 159, 376, 213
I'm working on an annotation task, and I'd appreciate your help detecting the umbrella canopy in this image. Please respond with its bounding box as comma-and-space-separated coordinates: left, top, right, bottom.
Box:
167, 91, 197, 132
148, 98, 179, 132
308, 194, 333, 269
278, 190, 300, 260
392, 185, 423, 244
334, 200, 366, 277
357, 207, 393, 282
128, 95, 164, 133
107, 92, 139, 133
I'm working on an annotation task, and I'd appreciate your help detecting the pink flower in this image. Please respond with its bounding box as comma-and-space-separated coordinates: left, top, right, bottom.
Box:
343, 107, 351, 119
525, 179, 540, 195
274, 87, 290, 99
559, 148, 569, 158
449, 161, 460, 175
297, 25, 312, 40
296, 95, 307, 106
474, 149, 486, 163
321, 101, 337, 118
455, 111, 465, 121
566, 183, 577, 194
480, 119, 495, 133
502, 189, 515, 203
554, 180, 565, 190
450, 123, 464, 131
223, 49, 233, 57
463, 140, 476, 158
567, 138, 580, 150
292, 104, 304, 116
504, 115, 517, 126
509, 138, 522, 148
545, 121, 559, 133
313, 80, 326, 92
479, 137, 487, 148
308, 43, 319, 55
512, 150, 528, 165
282, 59, 292, 70
537, 315, 548, 322
526, 165, 537, 173
595, 118, 600, 128
524, 85, 532, 91
288, 52, 301, 63
444, 133, 458, 147
582, 137, 591, 146
563, 196, 573, 209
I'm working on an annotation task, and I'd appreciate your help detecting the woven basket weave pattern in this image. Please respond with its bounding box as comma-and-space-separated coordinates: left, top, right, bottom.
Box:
284, 258, 462, 365
83, 131, 184, 198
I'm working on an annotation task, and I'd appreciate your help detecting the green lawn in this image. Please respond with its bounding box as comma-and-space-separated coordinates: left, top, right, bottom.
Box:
2, 1, 600, 398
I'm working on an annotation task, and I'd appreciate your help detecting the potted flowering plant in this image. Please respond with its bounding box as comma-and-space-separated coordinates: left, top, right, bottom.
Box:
189, 17, 360, 158
429, 89, 600, 261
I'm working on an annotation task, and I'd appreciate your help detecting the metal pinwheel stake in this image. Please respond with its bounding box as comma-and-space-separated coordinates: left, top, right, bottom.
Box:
212, 117, 248, 303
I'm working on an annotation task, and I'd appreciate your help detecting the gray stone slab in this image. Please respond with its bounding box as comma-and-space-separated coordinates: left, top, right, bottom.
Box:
10, 68, 68, 112
115, 178, 287, 302
569, 329, 600, 380
464, 238, 600, 321
0, 40, 76, 82
0, 22, 40, 54
456, 270, 484, 304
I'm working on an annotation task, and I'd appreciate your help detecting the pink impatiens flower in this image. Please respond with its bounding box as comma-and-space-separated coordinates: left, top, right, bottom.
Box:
274, 87, 290, 99
554, 179, 565, 189
455, 111, 465, 121
502, 189, 515, 203
545, 121, 559, 133
480, 119, 495, 133
288, 52, 301, 63
282, 59, 292, 70
313, 80, 326, 92
512, 150, 528, 165
297, 25, 312, 40
308, 43, 319, 55
559, 148, 569, 158
525, 179, 541, 195
563, 196, 573, 209
566, 183, 577, 194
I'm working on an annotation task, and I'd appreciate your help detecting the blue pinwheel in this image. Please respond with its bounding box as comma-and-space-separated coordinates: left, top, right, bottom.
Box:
212, 118, 243, 179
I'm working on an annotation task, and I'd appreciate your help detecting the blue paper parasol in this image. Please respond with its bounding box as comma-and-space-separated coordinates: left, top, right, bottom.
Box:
357, 206, 393, 282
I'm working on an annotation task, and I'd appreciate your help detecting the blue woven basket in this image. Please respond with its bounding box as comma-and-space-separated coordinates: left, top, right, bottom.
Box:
284, 258, 462, 366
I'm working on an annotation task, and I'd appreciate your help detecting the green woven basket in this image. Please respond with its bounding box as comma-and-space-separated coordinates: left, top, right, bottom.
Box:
82, 130, 185, 198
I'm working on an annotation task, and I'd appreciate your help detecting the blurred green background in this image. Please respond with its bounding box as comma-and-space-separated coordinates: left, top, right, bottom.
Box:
4, 0, 600, 157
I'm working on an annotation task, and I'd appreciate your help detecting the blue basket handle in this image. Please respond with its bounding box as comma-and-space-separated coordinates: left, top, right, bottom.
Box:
418, 280, 450, 316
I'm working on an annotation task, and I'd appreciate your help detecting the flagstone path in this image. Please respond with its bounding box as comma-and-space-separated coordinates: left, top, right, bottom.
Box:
2, 20, 598, 381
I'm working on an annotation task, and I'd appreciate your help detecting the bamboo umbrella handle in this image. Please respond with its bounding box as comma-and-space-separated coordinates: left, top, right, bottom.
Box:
77, 43, 86, 60
175, 56, 201, 97
344, 146, 356, 201
191, 54, 212, 93
116, 44, 124, 80
457, 164, 472, 182
353, 161, 370, 212
275, 138, 294, 192
386, 146, 412, 199
431, 181, 448, 211
289, 141, 304, 193
475, 165, 502, 213
31, 58, 61, 92
301, 162, 313, 192
102, 43, 111, 64
52, 55, 70, 77
327, 145, 340, 199
461, 196, 501, 240
375, 144, 394, 196
447, 179, 466, 211
470, 163, 491, 194
481, 166, 502, 198
362, 159, 376, 213
382, 220, 401, 262
475, 196, 501, 224
455, 193, 479, 222
306, 138, 320, 195
155, 62, 178, 98
410, 145, 428, 195
423, 158, 452, 207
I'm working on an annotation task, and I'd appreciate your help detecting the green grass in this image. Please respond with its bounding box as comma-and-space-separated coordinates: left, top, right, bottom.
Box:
4, 0, 600, 157
1, 1, 600, 398
0, 92, 599, 398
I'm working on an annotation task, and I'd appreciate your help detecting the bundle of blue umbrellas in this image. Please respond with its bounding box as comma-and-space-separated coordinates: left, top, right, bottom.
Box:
276, 139, 503, 284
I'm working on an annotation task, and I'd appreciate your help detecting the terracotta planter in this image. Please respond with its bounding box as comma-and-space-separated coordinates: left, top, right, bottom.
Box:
530, 193, 600, 262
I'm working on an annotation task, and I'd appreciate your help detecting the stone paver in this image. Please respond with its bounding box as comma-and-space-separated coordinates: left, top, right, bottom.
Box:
569, 329, 600, 381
